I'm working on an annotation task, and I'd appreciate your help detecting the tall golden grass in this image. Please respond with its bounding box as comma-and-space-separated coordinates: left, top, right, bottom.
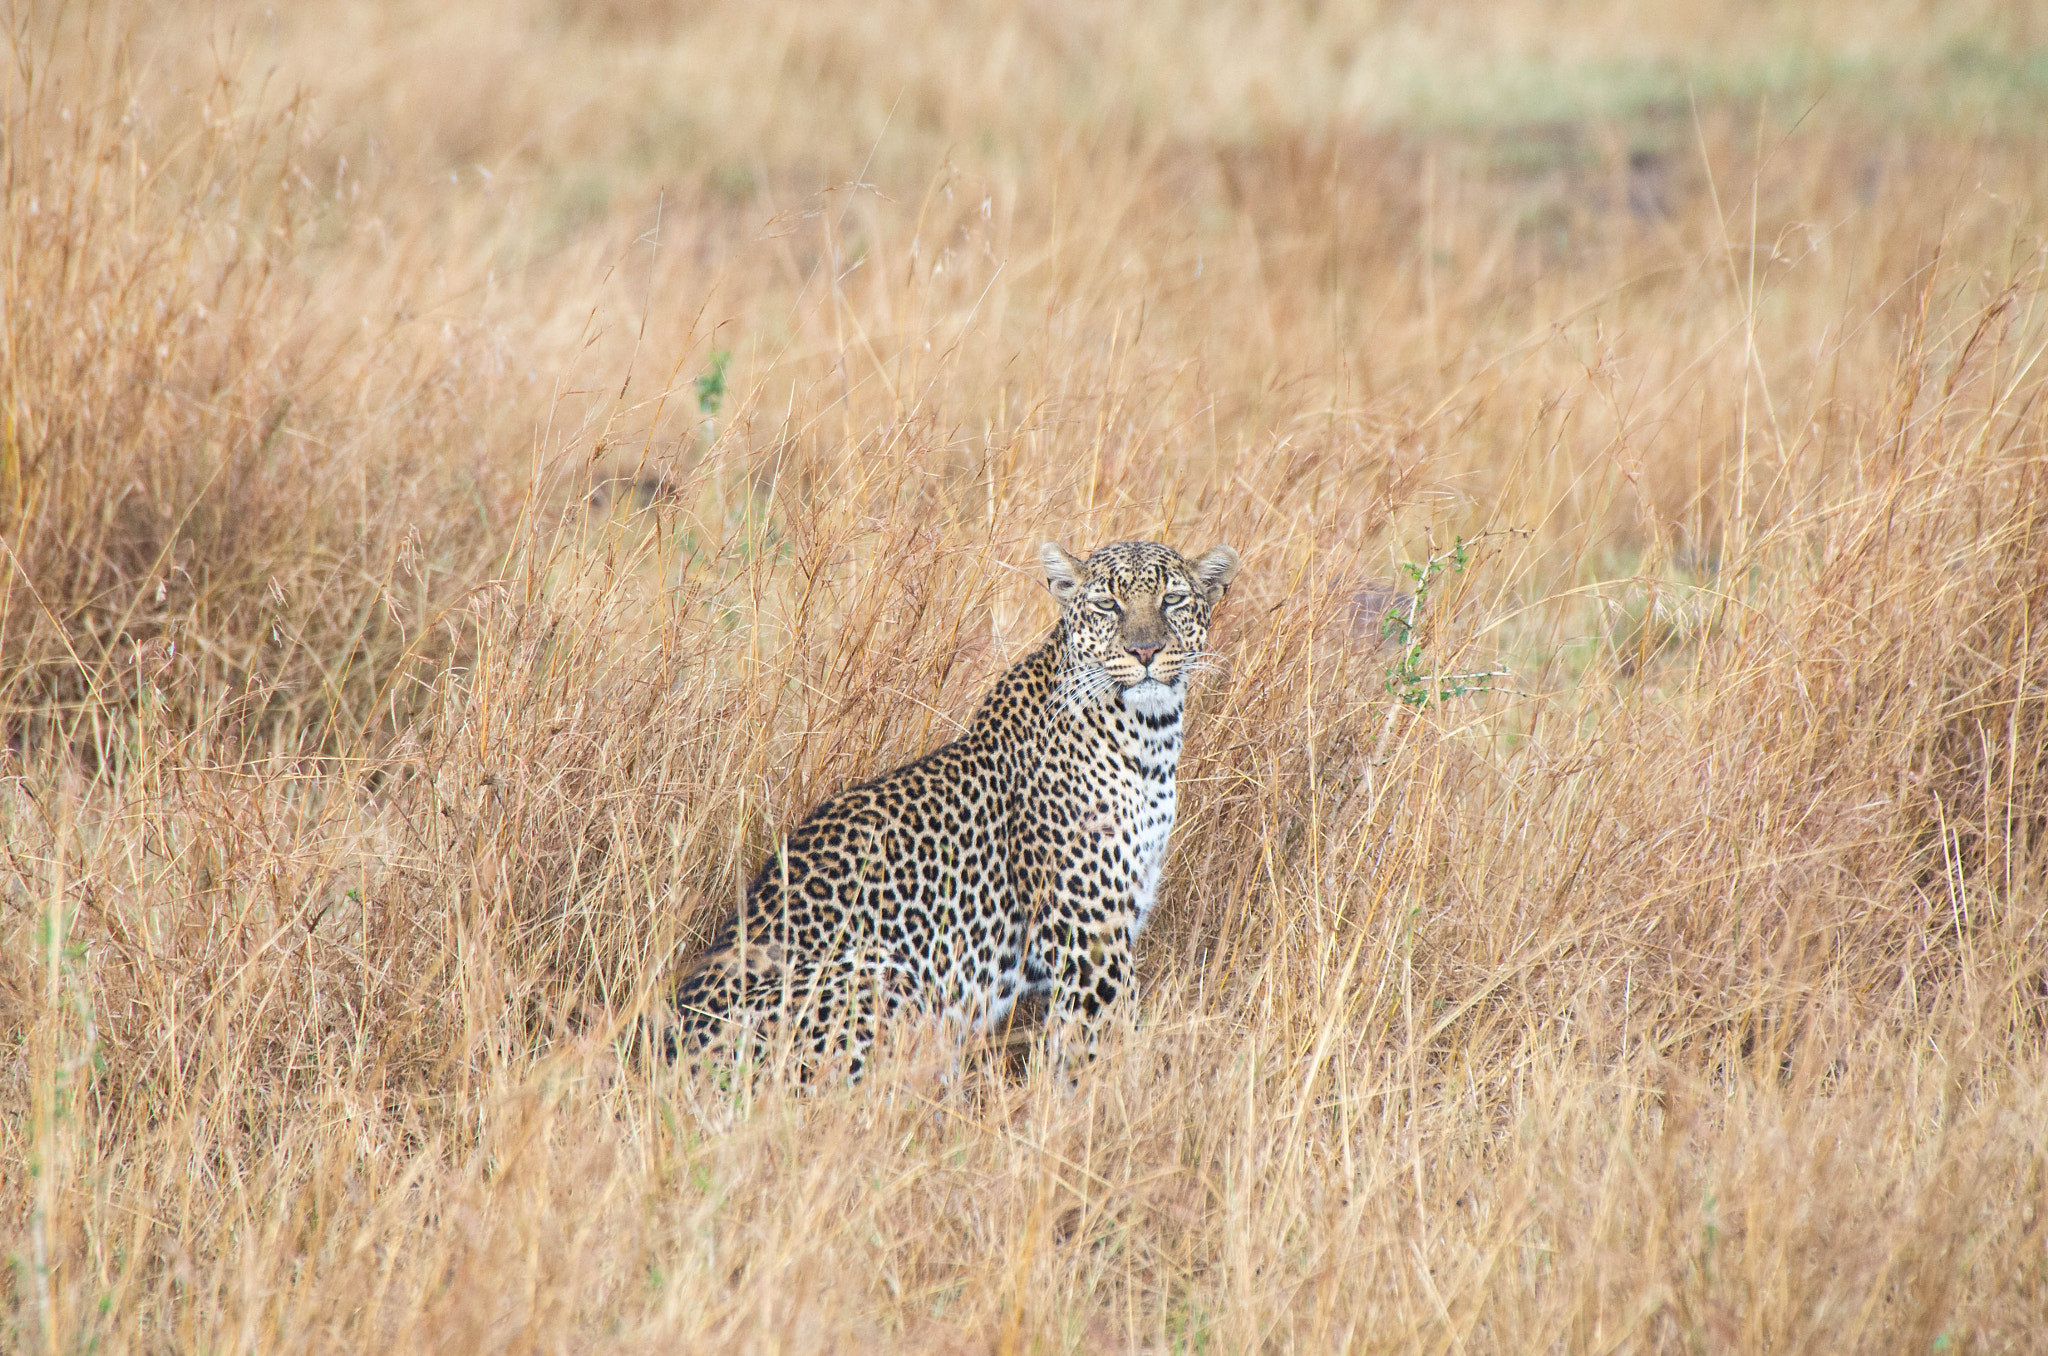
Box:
5, 1, 2046, 1350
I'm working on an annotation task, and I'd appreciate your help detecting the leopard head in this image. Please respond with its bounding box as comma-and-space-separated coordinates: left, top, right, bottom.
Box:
1040, 539, 1241, 714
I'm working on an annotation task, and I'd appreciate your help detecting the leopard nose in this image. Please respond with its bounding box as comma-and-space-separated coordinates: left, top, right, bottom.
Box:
1128, 644, 1161, 667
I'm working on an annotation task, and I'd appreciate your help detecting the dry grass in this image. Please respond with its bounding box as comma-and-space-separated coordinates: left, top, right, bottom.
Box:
5, 0, 2048, 1350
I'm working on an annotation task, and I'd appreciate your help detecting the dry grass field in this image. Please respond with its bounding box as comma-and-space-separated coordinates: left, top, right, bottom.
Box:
5, 0, 2048, 1350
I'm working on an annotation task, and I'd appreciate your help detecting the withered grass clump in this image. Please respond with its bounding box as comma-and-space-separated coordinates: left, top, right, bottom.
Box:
5, 2, 2048, 1351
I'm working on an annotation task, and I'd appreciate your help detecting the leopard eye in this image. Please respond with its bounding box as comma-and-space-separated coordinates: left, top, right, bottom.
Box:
1090, 598, 1120, 616
1162, 590, 1189, 606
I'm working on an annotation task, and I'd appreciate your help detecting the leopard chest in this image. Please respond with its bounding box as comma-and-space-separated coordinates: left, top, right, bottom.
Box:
1071, 704, 1182, 933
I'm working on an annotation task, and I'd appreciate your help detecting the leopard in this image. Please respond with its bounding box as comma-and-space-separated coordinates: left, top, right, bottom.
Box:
664, 538, 1242, 1080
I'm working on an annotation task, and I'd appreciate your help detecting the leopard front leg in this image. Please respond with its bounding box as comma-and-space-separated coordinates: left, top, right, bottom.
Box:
789, 952, 911, 1083
1035, 912, 1134, 1067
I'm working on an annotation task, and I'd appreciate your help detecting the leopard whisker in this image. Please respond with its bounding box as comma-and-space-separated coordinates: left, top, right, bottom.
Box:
1053, 665, 1115, 715
1068, 666, 1117, 701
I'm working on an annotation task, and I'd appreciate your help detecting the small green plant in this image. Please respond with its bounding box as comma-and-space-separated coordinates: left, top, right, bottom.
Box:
1380, 531, 1516, 707
693, 349, 732, 418
691, 348, 735, 453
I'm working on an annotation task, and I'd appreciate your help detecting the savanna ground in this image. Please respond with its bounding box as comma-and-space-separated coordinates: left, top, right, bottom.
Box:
4, 0, 2048, 1350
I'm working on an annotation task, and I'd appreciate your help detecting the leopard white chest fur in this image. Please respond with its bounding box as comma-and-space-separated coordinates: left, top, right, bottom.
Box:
1110, 679, 1184, 934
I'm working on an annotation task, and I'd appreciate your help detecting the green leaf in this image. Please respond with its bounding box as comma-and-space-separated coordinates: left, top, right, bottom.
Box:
694, 349, 733, 416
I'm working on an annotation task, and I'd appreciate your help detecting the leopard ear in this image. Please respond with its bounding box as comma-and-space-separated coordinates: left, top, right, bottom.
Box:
1192, 545, 1241, 603
1040, 541, 1087, 601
